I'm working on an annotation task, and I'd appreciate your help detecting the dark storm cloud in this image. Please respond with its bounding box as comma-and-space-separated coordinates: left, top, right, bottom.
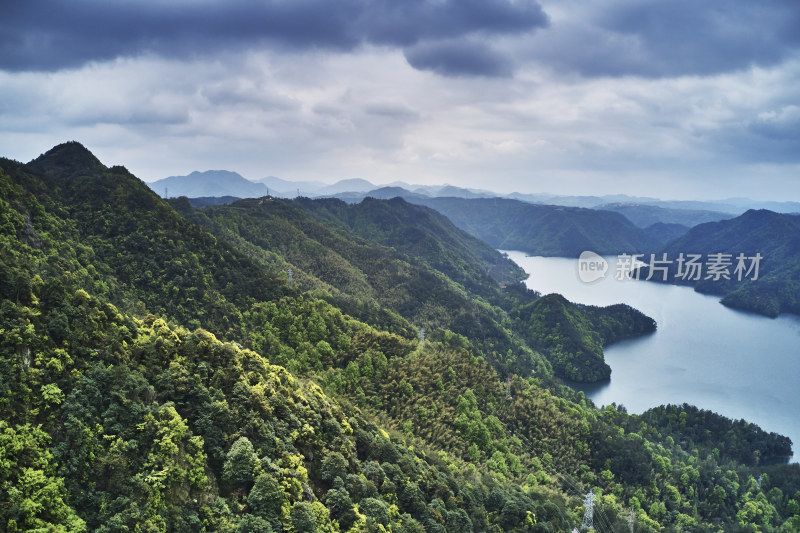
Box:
538, 0, 800, 78
1, 0, 548, 73
363, 103, 419, 121
748, 107, 800, 142
405, 40, 513, 77
736, 106, 800, 163
697, 104, 800, 165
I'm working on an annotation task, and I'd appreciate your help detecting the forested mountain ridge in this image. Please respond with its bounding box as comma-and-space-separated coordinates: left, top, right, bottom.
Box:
290, 196, 527, 289
178, 195, 655, 383
511, 294, 656, 383
405, 195, 800, 319
408, 197, 678, 257
645, 209, 800, 317
2, 142, 800, 532
595, 203, 732, 229
172, 195, 542, 380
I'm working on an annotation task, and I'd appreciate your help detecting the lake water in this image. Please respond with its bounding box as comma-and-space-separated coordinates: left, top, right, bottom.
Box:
504, 251, 800, 459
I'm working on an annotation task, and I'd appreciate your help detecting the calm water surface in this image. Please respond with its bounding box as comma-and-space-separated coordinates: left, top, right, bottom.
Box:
504, 251, 800, 459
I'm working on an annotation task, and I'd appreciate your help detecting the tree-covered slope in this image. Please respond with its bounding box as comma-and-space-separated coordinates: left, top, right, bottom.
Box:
596, 203, 733, 228
0, 144, 564, 531
292, 196, 527, 290
1, 279, 558, 531
175, 196, 545, 380
2, 143, 800, 532
180, 195, 655, 384
651, 209, 800, 317
410, 197, 671, 257
511, 294, 657, 382
8, 143, 288, 342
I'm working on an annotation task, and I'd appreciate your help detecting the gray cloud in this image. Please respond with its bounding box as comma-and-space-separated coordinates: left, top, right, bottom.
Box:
8, 0, 799, 81
1, 0, 547, 75
530, 0, 800, 78
405, 40, 513, 77
689, 104, 800, 166
3, 1, 800, 201
749, 106, 800, 141
722, 106, 800, 164
363, 103, 420, 121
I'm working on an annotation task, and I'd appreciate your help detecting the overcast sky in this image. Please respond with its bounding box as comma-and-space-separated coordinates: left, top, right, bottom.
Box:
2, 0, 799, 200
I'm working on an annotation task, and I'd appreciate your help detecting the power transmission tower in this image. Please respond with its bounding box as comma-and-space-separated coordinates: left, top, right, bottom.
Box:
581, 491, 594, 531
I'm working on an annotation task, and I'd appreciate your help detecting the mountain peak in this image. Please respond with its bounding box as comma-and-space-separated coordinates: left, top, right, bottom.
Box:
27, 141, 105, 179
184, 169, 246, 180
149, 169, 268, 198
740, 208, 778, 218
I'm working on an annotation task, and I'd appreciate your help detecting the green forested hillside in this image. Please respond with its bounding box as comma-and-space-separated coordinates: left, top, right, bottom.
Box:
173, 196, 541, 380
511, 294, 657, 382
410, 197, 668, 256
290, 196, 526, 290
595, 203, 731, 229
177, 195, 654, 384
2, 143, 799, 532
649, 209, 800, 317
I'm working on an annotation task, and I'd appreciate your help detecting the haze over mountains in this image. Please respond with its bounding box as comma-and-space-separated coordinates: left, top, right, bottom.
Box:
150, 170, 492, 202
147, 170, 800, 221
147, 167, 800, 320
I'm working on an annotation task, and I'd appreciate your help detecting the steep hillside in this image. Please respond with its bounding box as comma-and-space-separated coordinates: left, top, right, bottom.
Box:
291, 196, 527, 290
18, 146, 287, 341
512, 294, 657, 382
596, 203, 733, 228
180, 196, 656, 384
651, 209, 800, 317
175, 196, 539, 379
410, 197, 666, 256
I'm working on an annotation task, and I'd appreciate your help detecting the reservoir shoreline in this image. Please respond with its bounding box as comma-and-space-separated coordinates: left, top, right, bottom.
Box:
504, 251, 800, 462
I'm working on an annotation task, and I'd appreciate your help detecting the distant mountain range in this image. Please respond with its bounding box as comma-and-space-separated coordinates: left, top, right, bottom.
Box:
146, 170, 800, 318
148, 171, 800, 224
595, 203, 733, 228
148, 171, 495, 201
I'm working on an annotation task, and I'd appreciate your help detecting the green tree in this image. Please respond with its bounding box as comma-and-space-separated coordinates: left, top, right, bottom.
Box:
248, 473, 285, 526
325, 488, 356, 530
320, 452, 348, 484
0, 422, 86, 532
291, 501, 318, 532
223, 436, 258, 491
237, 514, 273, 533
359, 497, 390, 526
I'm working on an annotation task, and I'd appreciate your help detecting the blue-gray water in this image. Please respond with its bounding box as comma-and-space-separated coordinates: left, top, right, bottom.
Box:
504, 251, 800, 460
